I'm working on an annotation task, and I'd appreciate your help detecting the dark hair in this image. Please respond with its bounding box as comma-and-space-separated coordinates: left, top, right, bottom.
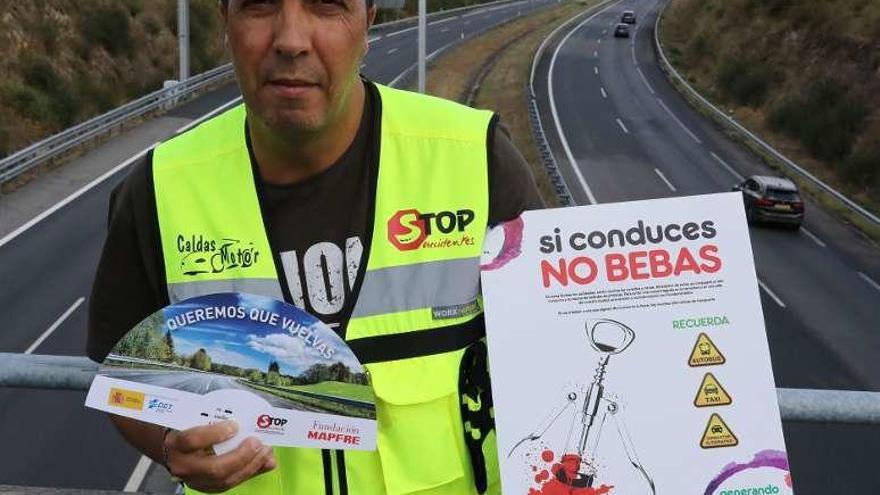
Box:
221, 0, 375, 8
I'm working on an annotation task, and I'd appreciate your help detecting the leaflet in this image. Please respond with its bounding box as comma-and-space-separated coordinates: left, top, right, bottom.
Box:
85, 292, 376, 453
480, 192, 792, 494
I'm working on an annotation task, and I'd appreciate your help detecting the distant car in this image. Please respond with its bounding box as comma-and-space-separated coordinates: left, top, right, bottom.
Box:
621, 10, 636, 24
732, 175, 804, 229
613, 23, 630, 38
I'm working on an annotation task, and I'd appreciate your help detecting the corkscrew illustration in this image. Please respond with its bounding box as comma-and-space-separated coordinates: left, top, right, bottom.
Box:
508, 319, 656, 494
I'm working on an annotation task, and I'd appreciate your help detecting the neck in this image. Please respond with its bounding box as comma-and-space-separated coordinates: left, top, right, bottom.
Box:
248, 81, 366, 185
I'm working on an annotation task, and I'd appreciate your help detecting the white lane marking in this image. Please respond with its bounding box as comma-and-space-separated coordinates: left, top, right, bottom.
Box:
709, 152, 744, 181
389, 33, 456, 88
594, 66, 599, 75
597, 39, 602, 44
635, 67, 655, 95
858, 272, 880, 293
654, 168, 676, 192
594, 50, 599, 57
603, 29, 607, 34
387, 47, 399, 54
368, 35, 381, 43
441, 27, 450, 33
430, 15, 459, 26
801, 228, 827, 248
0, 93, 245, 250
0, 143, 152, 248
175, 97, 243, 134
616, 118, 629, 134
600, 87, 607, 98
386, 25, 417, 37
548, 0, 623, 204
24, 297, 85, 354
656, 98, 702, 144
758, 279, 786, 308
123, 455, 152, 492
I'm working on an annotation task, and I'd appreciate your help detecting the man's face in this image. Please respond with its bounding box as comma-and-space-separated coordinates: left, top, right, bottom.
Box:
223, 0, 375, 134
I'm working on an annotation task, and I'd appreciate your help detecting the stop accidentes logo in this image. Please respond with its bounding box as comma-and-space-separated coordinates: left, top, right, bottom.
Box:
387, 208, 476, 251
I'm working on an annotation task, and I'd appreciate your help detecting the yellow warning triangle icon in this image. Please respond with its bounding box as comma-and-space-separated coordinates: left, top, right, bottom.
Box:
688, 332, 725, 367
700, 413, 739, 449
694, 373, 733, 407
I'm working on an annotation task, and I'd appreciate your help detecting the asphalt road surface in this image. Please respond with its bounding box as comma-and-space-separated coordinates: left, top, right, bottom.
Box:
0, 0, 558, 490
532, 0, 880, 492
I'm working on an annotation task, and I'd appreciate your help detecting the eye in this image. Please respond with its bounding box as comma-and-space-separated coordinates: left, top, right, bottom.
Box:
314, 0, 347, 11
239, 0, 277, 13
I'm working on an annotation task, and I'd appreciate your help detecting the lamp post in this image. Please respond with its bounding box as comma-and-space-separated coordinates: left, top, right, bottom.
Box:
418, 0, 426, 93
178, 0, 190, 82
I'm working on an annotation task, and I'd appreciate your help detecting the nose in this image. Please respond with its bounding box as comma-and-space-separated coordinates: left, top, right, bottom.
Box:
272, 0, 312, 59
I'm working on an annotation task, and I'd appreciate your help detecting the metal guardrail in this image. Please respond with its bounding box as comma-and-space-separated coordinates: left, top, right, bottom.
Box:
0, 0, 527, 186
652, 0, 880, 227
2, 353, 880, 424
0, 64, 235, 184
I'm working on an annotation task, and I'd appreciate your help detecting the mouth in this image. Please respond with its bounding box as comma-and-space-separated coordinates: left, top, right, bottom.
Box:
265, 77, 320, 98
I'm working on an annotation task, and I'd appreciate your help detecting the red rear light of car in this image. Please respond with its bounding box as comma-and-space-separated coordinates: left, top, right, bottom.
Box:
755, 197, 774, 207
793, 202, 804, 212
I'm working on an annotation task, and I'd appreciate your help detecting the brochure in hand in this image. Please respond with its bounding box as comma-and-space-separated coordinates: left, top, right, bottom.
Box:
85, 292, 376, 454
480, 193, 792, 494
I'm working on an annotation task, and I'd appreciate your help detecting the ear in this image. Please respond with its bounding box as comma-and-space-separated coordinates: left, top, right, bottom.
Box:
366, 4, 377, 30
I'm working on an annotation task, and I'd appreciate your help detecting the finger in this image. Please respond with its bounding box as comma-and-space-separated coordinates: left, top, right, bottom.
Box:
223, 445, 277, 488
184, 438, 266, 492
169, 421, 238, 454
208, 437, 266, 480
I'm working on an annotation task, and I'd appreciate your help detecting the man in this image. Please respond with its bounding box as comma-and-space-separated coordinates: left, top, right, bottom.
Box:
87, 0, 543, 493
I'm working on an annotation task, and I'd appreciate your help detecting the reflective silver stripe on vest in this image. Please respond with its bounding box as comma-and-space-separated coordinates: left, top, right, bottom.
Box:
351, 257, 481, 318
167, 278, 284, 304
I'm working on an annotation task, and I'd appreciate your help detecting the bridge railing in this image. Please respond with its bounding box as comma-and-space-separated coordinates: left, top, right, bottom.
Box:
1, 353, 879, 424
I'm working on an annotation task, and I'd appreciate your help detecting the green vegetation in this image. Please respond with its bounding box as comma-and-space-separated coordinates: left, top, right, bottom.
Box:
246, 382, 375, 418
0, 0, 227, 161
288, 381, 376, 403
662, 0, 880, 212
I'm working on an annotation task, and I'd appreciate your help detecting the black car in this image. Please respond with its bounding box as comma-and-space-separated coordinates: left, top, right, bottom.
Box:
732, 175, 804, 229
621, 10, 636, 24
614, 23, 630, 38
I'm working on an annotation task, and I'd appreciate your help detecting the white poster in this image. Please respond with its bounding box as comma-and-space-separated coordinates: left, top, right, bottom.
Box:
480, 193, 792, 495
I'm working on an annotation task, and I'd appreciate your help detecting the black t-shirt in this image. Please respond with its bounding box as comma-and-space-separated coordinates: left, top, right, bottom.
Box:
86, 81, 544, 361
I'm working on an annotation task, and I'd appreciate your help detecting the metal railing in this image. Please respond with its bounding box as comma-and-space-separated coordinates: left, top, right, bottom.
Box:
1, 353, 879, 424
0, 64, 235, 184
0, 0, 528, 186
652, 0, 880, 227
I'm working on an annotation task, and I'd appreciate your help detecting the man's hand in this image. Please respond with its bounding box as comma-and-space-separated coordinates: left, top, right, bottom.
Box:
164, 421, 276, 493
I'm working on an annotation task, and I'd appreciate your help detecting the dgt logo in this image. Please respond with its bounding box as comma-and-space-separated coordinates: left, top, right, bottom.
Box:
256, 414, 288, 430
387, 209, 475, 251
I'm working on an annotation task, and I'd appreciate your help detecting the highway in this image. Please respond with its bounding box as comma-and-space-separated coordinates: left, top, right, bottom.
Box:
532, 0, 880, 491
0, 0, 558, 490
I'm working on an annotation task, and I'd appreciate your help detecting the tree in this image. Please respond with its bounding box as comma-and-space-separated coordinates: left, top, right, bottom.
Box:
190, 348, 212, 371
267, 360, 280, 374
164, 330, 175, 359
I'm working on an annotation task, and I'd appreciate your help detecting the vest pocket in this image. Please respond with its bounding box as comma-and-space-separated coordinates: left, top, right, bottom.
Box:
368, 351, 469, 495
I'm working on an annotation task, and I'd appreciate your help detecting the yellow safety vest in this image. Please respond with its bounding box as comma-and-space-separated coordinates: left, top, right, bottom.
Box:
152, 83, 500, 495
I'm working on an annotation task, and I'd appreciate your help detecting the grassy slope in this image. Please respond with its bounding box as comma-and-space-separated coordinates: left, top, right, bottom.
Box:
661, 0, 880, 214
287, 381, 376, 402
0, 0, 227, 159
